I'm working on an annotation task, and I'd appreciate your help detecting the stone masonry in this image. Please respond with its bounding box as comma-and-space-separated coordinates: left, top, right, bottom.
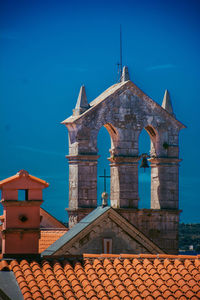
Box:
62, 67, 185, 253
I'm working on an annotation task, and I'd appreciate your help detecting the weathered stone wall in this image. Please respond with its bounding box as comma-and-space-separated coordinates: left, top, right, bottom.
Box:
67, 208, 94, 229
57, 217, 150, 255
67, 155, 99, 213
150, 158, 180, 209
65, 207, 179, 254
109, 156, 139, 208
116, 208, 180, 254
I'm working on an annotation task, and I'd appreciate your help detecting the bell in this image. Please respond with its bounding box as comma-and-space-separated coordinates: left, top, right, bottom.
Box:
140, 156, 149, 170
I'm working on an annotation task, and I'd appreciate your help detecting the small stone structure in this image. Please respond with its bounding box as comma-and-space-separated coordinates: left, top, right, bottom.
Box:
62, 67, 185, 253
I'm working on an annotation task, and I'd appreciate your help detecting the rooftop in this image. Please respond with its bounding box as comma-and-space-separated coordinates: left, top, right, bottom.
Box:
39, 229, 68, 253
0, 254, 199, 299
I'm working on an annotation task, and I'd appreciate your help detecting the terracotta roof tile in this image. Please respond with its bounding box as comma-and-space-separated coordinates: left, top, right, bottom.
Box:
1, 254, 199, 299
39, 230, 68, 252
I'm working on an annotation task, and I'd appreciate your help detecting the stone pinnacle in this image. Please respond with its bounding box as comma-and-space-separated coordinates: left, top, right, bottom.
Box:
121, 66, 130, 82
161, 89, 175, 116
73, 85, 90, 116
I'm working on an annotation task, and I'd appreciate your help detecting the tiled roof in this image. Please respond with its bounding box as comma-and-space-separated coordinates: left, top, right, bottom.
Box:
0, 254, 200, 299
0, 170, 49, 187
39, 230, 68, 253
40, 208, 68, 229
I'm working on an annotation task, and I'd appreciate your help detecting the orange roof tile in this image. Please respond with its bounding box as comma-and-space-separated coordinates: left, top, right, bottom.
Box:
0, 169, 49, 187
39, 229, 68, 252
0, 254, 199, 299
40, 208, 67, 229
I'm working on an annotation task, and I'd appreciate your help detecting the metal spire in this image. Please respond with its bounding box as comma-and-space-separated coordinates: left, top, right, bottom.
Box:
117, 25, 123, 82
120, 24, 122, 78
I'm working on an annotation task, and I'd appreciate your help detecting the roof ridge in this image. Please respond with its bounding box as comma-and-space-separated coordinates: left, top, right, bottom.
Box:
1, 254, 199, 264
0, 170, 49, 187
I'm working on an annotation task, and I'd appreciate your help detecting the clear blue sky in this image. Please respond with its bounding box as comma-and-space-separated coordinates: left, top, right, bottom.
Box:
1, 0, 200, 223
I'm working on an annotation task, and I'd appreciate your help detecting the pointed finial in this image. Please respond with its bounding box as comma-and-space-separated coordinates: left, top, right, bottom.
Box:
73, 85, 90, 116
121, 66, 130, 82
162, 89, 175, 116
17, 170, 29, 176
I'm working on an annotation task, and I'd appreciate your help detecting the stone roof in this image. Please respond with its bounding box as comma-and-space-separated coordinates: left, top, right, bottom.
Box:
0, 254, 200, 299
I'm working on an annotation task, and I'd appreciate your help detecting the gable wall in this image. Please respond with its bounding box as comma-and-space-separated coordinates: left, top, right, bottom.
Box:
56, 217, 150, 255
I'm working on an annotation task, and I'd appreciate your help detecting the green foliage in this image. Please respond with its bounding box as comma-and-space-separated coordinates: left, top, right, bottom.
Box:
179, 223, 200, 252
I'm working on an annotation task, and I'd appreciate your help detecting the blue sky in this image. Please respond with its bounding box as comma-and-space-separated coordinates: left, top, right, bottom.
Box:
0, 0, 200, 223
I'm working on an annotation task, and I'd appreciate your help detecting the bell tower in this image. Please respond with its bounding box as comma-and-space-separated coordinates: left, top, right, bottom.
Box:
0, 170, 49, 258
62, 67, 185, 253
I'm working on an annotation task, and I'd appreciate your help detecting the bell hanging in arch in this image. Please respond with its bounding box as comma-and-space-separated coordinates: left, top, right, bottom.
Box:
140, 153, 150, 171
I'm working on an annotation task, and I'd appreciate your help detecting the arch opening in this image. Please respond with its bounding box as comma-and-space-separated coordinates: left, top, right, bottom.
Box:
97, 126, 112, 206
104, 122, 119, 155
138, 128, 151, 208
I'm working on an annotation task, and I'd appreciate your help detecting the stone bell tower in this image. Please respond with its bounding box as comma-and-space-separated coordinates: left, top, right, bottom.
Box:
62, 67, 185, 253
0, 170, 49, 257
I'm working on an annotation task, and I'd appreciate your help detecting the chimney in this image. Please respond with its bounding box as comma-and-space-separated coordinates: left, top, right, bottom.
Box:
0, 170, 49, 258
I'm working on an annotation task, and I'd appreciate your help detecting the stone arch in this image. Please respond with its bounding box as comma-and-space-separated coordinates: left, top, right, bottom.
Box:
135, 123, 161, 156
97, 125, 112, 202
104, 123, 119, 155
63, 78, 185, 228
93, 122, 120, 156
96, 123, 121, 203
144, 125, 157, 157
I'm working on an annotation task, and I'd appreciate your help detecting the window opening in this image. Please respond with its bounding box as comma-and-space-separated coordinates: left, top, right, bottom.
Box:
18, 189, 28, 201
103, 238, 112, 254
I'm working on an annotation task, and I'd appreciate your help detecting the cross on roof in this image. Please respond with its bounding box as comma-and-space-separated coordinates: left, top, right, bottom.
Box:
99, 169, 110, 192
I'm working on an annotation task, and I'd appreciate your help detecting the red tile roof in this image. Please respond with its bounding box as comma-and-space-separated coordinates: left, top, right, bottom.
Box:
40, 208, 67, 229
0, 254, 200, 299
0, 170, 49, 187
39, 230, 68, 252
